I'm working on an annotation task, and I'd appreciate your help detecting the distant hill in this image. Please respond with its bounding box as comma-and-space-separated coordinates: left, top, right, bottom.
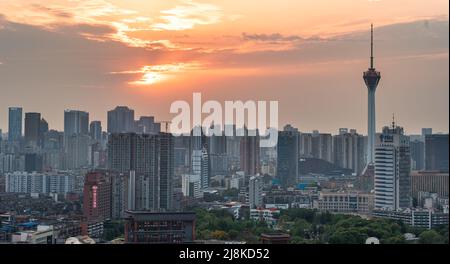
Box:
299, 158, 353, 176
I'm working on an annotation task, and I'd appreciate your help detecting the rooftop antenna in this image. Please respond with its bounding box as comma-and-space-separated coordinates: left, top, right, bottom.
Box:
392, 113, 395, 130
370, 23, 374, 69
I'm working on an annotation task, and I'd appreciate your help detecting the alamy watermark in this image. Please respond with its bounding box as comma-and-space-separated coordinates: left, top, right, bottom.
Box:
169, 93, 278, 147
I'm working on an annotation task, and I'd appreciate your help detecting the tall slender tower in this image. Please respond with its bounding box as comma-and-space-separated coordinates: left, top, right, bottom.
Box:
363, 24, 381, 165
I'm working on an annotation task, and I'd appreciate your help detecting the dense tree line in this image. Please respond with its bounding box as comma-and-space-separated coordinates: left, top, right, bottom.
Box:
195, 208, 449, 244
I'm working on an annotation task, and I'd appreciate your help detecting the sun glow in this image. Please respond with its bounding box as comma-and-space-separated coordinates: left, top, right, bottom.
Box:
117, 62, 202, 86
134, 71, 167, 85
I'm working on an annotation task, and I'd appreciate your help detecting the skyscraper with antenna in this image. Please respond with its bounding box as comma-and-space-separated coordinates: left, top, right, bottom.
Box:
363, 24, 381, 165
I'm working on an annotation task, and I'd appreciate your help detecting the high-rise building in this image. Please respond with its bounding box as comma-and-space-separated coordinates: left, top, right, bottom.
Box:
135, 116, 160, 134
24, 112, 41, 147
39, 118, 49, 147
107, 106, 135, 133
5, 171, 75, 194
65, 134, 90, 169
374, 124, 411, 210
277, 129, 299, 188
191, 149, 202, 177
89, 121, 102, 142
200, 146, 210, 189
64, 110, 89, 136
208, 125, 228, 176
41, 130, 65, 170
209, 127, 227, 155
25, 153, 43, 173
240, 128, 260, 176
181, 174, 201, 199
410, 139, 425, 171
158, 133, 174, 211
299, 131, 332, 163
332, 129, 365, 175
107, 132, 174, 211
363, 24, 381, 166
425, 134, 449, 172
8, 107, 22, 141
311, 132, 333, 163
421, 128, 433, 137
249, 175, 263, 209
83, 171, 112, 221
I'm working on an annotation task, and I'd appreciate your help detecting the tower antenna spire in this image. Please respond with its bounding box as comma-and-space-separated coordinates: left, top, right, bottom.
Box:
392, 113, 395, 130
370, 23, 374, 69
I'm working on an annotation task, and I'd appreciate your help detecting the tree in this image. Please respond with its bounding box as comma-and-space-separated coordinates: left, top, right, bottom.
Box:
211, 230, 229, 240
383, 235, 406, 244
328, 228, 366, 244
419, 230, 445, 244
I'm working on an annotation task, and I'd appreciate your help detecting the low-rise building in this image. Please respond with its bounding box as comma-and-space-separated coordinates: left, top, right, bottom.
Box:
411, 171, 449, 199
316, 191, 374, 214
123, 211, 196, 244
260, 233, 291, 244
250, 208, 280, 226
11, 225, 55, 244
372, 209, 449, 229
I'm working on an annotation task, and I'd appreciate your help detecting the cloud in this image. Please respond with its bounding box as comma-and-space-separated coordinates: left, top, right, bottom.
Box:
0, 14, 447, 133
241, 32, 326, 44
152, 0, 223, 31
31, 4, 74, 19
1, 0, 155, 48
242, 33, 304, 42
55, 23, 116, 35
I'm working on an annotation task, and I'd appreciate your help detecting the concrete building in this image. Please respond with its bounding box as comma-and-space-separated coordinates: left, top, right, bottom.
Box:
316, 191, 374, 213
24, 112, 41, 147
240, 128, 260, 176
107, 106, 135, 133
260, 233, 291, 244
277, 129, 299, 188
134, 116, 160, 134
182, 174, 201, 199
64, 110, 89, 136
250, 208, 280, 227
107, 133, 174, 211
65, 134, 90, 169
89, 121, 102, 142
123, 211, 196, 243
410, 171, 449, 199
410, 139, 425, 171
11, 225, 55, 244
8, 107, 22, 142
372, 209, 449, 229
200, 146, 210, 189
83, 171, 112, 221
299, 132, 333, 163
249, 175, 263, 209
425, 134, 449, 172
374, 124, 411, 210
5, 171, 75, 194
332, 129, 365, 175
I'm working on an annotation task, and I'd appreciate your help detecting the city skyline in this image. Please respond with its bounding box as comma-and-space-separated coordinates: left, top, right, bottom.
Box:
0, 0, 448, 248
0, 104, 448, 136
0, 0, 448, 134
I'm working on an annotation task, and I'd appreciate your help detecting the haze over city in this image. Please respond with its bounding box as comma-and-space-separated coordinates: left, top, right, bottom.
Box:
0, 0, 448, 134
0, 0, 449, 248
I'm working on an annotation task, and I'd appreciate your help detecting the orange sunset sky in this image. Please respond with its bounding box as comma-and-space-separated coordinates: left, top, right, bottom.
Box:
0, 0, 448, 134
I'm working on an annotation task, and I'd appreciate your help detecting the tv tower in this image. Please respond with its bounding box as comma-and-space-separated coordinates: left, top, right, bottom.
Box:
363, 24, 381, 165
